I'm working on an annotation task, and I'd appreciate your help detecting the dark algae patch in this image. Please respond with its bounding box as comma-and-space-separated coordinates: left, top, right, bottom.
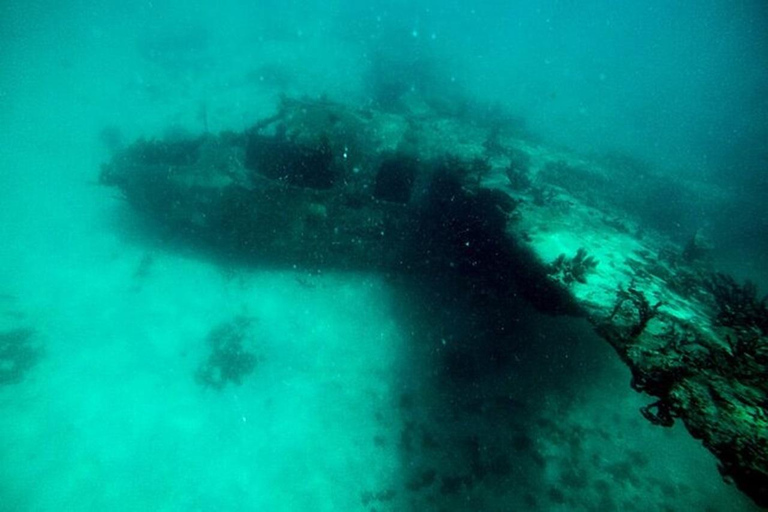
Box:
0, 328, 42, 386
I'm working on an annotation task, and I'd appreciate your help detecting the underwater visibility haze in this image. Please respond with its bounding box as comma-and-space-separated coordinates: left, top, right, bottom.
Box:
1, 1, 767, 510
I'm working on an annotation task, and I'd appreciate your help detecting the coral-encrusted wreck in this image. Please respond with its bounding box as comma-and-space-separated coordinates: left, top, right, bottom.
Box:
100, 97, 768, 507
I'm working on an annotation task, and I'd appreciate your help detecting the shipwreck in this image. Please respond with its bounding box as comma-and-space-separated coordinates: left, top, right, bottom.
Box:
100, 96, 768, 507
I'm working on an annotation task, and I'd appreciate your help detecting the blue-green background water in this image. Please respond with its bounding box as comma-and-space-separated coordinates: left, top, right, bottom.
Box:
1, 1, 766, 510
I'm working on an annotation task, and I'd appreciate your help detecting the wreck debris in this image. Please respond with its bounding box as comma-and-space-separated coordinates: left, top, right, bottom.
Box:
595, 276, 768, 506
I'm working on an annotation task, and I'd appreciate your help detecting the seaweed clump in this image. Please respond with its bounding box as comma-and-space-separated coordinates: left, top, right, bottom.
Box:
195, 317, 260, 389
607, 282, 664, 340
0, 328, 42, 386
705, 273, 768, 336
547, 248, 599, 285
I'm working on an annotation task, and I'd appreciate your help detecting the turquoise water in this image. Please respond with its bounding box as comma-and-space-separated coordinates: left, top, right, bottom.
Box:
1, 2, 765, 510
